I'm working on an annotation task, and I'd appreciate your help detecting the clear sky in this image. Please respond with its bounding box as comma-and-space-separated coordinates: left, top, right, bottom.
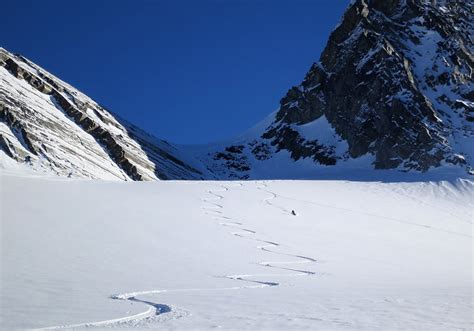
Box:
4, 0, 349, 144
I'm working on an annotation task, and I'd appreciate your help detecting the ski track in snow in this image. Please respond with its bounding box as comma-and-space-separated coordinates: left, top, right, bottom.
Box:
34, 181, 319, 330
203, 182, 318, 287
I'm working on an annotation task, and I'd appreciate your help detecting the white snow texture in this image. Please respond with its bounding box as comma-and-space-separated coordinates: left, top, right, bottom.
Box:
1, 168, 472, 330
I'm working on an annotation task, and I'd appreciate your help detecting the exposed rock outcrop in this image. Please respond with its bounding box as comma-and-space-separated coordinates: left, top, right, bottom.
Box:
262, 0, 473, 172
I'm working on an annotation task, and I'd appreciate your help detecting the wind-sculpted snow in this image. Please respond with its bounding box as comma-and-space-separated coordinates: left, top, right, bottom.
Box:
1, 174, 472, 329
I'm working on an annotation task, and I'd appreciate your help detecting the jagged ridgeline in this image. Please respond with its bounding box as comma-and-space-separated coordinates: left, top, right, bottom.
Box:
262, 0, 473, 172
0, 0, 472, 180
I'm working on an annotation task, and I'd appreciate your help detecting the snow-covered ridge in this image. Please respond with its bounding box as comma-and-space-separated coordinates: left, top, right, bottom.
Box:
0, 48, 208, 180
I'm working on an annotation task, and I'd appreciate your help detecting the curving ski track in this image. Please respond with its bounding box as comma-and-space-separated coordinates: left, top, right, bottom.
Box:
35, 181, 318, 330
202, 182, 318, 288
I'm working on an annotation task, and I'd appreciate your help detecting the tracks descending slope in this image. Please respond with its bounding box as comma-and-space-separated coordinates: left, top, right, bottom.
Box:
35, 182, 319, 330
257, 182, 293, 216
201, 182, 318, 288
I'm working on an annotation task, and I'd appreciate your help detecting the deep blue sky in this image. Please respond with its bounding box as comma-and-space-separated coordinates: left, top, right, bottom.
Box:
4, 0, 349, 144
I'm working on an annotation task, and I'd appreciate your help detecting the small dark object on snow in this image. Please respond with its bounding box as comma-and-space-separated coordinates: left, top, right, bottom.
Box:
291, 210, 297, 216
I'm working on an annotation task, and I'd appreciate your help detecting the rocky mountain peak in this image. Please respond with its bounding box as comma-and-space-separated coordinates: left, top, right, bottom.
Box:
262, 0, 473, 172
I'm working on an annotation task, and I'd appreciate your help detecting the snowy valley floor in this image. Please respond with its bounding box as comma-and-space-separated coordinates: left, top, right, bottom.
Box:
0, 173, 473, 330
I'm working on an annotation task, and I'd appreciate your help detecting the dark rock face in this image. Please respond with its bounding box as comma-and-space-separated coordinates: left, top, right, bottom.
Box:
263, 0, 473, 172
250, 141, 272, 161
213, 145, 251, 175
262, 125, 337, 165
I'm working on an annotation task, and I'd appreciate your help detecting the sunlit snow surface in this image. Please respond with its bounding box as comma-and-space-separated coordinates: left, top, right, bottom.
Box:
1, 165, 472, 330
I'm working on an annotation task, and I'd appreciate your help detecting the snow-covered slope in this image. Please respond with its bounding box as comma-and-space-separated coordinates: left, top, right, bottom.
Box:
0, 48, 208, 180
1, 173, 472, 329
